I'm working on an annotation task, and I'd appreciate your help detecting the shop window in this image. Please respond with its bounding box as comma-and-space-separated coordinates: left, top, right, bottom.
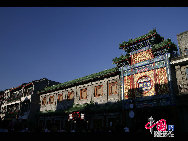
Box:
67, 91, 74, 100
94, 85, 103, 97
49, 96, 54, 104
58, 94, 63, 102
109, 81, 118, 95
80, 88, 87, 99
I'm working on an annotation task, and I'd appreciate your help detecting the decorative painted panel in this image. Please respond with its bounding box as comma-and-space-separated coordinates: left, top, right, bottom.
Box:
132, 49, 154, 65
124, 75, 131, 99
155, 67, 169, 95
155, 61, 166, 69
134, 70, 155, 97
130, 46, 151, 55
121, 47, 171, 107
123, 65, 169, 99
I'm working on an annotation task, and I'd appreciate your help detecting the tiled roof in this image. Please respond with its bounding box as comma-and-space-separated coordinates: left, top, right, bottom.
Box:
39, 67, 120, 94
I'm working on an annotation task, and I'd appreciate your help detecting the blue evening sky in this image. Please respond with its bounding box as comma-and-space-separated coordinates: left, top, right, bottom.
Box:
0, 7, 187, 90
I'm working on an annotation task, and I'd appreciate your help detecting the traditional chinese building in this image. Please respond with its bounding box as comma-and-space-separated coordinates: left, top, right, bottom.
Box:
1, 29, 185, 133
0, 78, 59, 131
38, 68, 121, 132
37, 29, 180, 133
115, 29, 178, 133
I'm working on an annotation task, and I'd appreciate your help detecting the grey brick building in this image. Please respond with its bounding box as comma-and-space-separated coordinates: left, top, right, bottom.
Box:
0, 78, 59, 131
38, 68, 121, 132
171, 30, 188, 132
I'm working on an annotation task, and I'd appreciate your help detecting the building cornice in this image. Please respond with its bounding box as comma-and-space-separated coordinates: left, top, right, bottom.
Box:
170, 55, 188, 65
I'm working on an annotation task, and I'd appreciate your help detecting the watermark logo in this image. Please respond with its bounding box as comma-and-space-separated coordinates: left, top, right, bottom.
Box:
145, 116, 174, 137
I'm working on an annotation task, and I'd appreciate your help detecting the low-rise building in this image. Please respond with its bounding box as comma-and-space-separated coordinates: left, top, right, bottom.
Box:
171, 30, 188, 132
38, 68, 121, 132
1, 29, 187, 133
0, 78, 59, 131
38, 29, 180, 133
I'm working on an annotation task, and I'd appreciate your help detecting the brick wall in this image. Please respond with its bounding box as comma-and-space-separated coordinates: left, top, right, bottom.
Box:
39, 75, 121, 113
175, 64, 188, 95
177, 30, 188, 57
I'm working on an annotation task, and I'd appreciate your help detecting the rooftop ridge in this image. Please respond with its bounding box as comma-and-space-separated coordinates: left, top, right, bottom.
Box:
119, 29, 158, 49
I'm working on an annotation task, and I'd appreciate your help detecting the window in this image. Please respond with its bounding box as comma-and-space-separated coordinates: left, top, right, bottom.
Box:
58, 94, 63, 102
28, 87, 33, 95
94, 85, 103, 97
67, 91, 74, 100
49, 96, 54, 104
109, 81, 118, 95
42, 96, 46, 106
80, 88, 87, 99
185, 49, 188, 56
186, 67, 188, 80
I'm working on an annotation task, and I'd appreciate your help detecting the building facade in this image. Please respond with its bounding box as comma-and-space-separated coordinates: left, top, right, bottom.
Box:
37, 29, 181, 133
38, 68, 121, 132
0, 78, 59, 131
1, 29, 187, 133
171, 30, 188, 132
117, 29, 178, 133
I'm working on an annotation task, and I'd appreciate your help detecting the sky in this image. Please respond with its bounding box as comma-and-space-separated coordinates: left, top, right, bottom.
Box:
0, 7, 188, 91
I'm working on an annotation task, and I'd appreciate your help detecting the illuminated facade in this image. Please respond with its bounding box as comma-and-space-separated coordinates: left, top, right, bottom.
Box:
121, 50, 172, 105
116, 29, 176, 108
115, 29, 178, 132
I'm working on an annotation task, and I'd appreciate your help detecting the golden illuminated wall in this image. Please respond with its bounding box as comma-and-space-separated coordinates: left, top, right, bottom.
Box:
155, 67, 169, 95
124, 75, 131, 99
133, 70, 155, 97
124, 49, 169, 99
132, 49, 153, 65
